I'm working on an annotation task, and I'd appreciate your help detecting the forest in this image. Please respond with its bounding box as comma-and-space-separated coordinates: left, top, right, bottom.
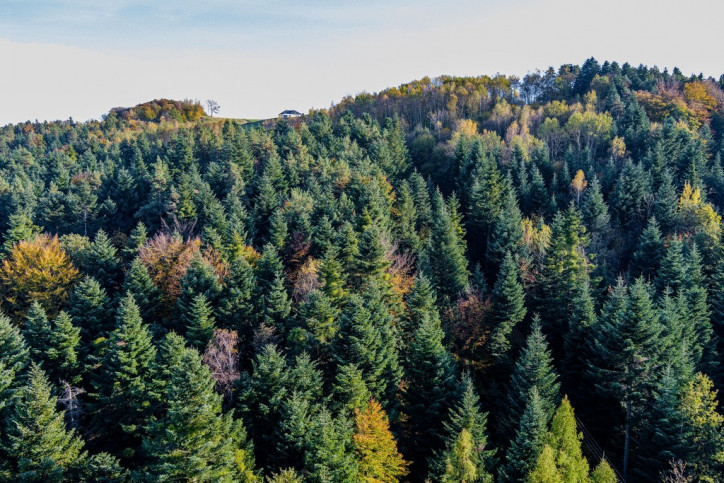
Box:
1, 57, 724, 482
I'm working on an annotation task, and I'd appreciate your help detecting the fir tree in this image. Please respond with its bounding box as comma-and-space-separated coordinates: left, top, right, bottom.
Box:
422, 189, 469, 301
501, 318, 560, 438
90, 293, 157, 459
122, 257, 162, 326
500, 387, 548, 482
587, 278, 664, 479
67, 276, 112, 363
0, 314, 29, 394
174, 253, 221, 335
185, 293, 217, 351
655, 237, 687, 295
1, 364, 86, 481
217, 255, 256, 339
2, 210, 40, 256
143, 347, 256, 481
22, 301, 52, 366
487, 252, 526, 361
85, 229, 121, 292
46, 311, 82, 385
403, 309, 458, 474
630, 217, 664, 281
488, 188, 526, 272
333, 363, 372, 415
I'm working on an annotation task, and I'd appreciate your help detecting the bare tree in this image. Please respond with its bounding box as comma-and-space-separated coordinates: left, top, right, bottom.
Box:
205, 99, 220, 117
58, 381, 86, 429
202, 329, 240, 403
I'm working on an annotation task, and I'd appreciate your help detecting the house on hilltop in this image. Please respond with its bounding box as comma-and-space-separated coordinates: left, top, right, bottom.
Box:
279, 110, 302, 118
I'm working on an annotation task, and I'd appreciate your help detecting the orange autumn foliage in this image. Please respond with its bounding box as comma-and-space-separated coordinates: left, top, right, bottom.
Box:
0, 234, 79, 319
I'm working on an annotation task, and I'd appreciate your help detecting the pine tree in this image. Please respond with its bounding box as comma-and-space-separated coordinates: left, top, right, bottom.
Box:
501, 318, 560, 438
422, 189, 469, 301
67, 276, 112, 364
85, 229, 120, 292
500, 387, 548, 482
332, 282, 402, 412
2, 210, 40, 256
90, 293, 157, 459
354, 399, 409, 483
488, 188, 526, 272
22, 301, 52, 365
185, 293, 217, 351
630, 217, 664, 281
1, 364, 86, 481
403, 309, 458, 474
122, 257, 162, 326
586, 278, 664, 479
0, 314, 29, 395
46, 311, 82, 385
143, 347, 256, 481
174, 253, 221, 335
656, 237, 687, 295
431, 372, 492, 482
487, 252, 527, 361
217, 255, 256, 339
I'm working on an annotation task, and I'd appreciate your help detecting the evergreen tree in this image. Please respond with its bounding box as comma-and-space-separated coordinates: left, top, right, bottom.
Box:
90, 293, 157, 459
303, 408, 358, 482
1, 364, 86, 482
440, 429, 484, 483
431, 372, 492, 482
143, 347, 256, 481
466, 148, 504, 263
46, 311, 82, 385
422, 189, 469, 301
501, 318, 560, 438
586, 278, 664, 479
67, 276, 112, 363
630, 217, 664, 281
333, 363, 372, 415
84, 229, 121, 292
684, 244, 716, 371
403, 308, 458, 474
2, 210, 40, 256
500, 387, 548, 482
590, 459, 617, 483
487, 252, 527, 362
655, 237, 688, 295
174, 253, 221, 335
22, 301, 52, 366
0, 314, 30, 394
122, 257, 162, 326
488, 188, 526, 272
185, 293, 217, 351
217, 255, 256, 339
562, 280, 597, 390
535, 396, 590, 482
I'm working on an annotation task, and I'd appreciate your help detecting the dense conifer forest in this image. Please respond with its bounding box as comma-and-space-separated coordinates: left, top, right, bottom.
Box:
1, 58, 724, 482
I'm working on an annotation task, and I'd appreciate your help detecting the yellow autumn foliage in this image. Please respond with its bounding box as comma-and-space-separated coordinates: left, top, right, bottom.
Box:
354, 400, 409, 483
0, 234, 79, 319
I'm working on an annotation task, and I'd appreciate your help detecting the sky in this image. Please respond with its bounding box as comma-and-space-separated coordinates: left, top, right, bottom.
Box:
0, 0, 722, 125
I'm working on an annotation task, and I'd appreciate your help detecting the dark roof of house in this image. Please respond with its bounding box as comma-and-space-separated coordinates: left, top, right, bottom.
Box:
279, 110, 302, 115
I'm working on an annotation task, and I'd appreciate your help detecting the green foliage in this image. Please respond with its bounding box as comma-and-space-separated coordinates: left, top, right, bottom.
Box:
487, 252, 527, 361
501, 387, 549, 482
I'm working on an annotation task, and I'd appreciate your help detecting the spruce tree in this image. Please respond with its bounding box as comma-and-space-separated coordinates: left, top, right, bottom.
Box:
333, 363, 372, 415
1, 364, 86, 481
0, 314, 29, 394
90, 293, 157, 459
562, 280, 597, 391
403, 309, 458, 474
22, 301, 52, 365
487, 252, 526, 362
303, 408, 358, 482
217, 255, 256, 339
655, 236, 687, 295
422, 189, 469, 301
67, 276, 112, 364
629, 217, 664, 281
684, 244, 716, 371
2, 210, 40, 256
488, 189, 526, 273
143, 347, 256, 481
500, 387, 548, 482
47, 311, 82, 385
85, 229, 121, 292
586, 278, 664, 479
501, 317, 560, 438
122, 257, 162, 326
174, 253, 221, 335
185, 293, 217, 351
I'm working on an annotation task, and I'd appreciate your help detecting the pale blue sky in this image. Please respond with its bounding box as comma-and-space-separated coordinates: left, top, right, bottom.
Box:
0, 0, 722, 124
